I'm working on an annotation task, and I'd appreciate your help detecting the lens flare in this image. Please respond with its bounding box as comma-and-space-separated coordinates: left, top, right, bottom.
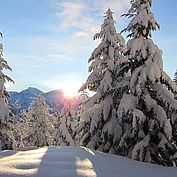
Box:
63, 87, 79, 98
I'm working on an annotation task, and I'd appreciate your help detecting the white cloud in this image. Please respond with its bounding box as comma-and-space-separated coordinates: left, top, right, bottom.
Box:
47, 0, 130, 64
54, 1, 99, 34
5, 0, 131, 92
74, 31, 88, 37
55, 2, 86, 30
31, 35, 95, 64
10, 0, 129, 69
36, 0, 130, 95
53, 0, 130, 34
91, 0, 130, 16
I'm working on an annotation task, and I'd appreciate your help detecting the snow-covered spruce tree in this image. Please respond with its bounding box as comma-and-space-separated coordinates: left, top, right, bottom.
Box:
0, 36, 14, 150
55, 97, 77, 146
78, 8, 127, 153
75, 91, 89, 122
117, 0, 177, 166
13, 110, 32, 147
21, 95, 55, 147
173, 70, 177, 146
74, 91, 89, 146
11, 101, 24, 148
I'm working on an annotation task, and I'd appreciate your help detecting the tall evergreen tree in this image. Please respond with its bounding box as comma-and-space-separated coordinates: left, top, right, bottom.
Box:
78, 8, 126, 153
0, 36, 14, 150
117, 0, 177, 166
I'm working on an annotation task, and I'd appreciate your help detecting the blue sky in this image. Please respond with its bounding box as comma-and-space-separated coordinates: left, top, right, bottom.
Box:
1, 0, 177, 95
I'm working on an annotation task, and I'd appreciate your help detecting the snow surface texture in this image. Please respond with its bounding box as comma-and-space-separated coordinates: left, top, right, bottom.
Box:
0, 146, 176, 177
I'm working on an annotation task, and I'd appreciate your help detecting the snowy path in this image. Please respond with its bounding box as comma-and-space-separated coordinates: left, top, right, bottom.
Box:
0, 146, 176, 177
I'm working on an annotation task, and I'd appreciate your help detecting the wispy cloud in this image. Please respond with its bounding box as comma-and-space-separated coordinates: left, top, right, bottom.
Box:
8, 0, 130, 69
27, 0, 130, 67
74, 31, 89, 37
53, 0, 130, 33
5, 0, 131, 91
48, 0, 130, 63
91, 0, 130, 16
31, 35, 95, 64
6, 52, 73, 69
54, 1, 99, 34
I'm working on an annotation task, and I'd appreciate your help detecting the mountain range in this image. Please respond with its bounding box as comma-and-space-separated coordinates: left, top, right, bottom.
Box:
9, 87, 67, 114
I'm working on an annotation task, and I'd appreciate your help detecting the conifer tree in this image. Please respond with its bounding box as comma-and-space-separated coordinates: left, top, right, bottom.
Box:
117, 0, 177, 166
0, 36, 14, 150
75, 91, 89, 122
74, 91, 89, 146
55, 97, 76, 146
78, 8, 126, 153
21, 95, 55, 147
15, 110, 33, 147
173, 70, 177, 146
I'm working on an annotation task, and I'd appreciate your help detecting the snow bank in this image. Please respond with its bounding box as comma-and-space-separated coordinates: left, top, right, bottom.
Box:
0, 146, 176, 177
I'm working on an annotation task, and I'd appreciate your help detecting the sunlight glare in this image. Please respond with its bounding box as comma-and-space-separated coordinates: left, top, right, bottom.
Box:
76, 157, 97, 177
55, 80, 80, 98
63, 86, 79, 98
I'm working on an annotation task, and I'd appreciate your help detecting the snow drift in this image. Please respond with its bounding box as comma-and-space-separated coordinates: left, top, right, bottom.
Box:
0, 146, 176, 177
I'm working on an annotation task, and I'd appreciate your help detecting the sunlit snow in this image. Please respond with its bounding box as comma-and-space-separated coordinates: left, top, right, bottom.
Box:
0, 146, 177, 177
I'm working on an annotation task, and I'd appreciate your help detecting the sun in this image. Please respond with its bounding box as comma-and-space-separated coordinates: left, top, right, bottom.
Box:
61, 82, 81, 98
47, 78, 81, 98
63, 87, 79, 98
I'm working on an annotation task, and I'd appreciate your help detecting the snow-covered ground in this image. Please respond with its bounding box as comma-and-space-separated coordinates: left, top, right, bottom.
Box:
0, 146, 176, 177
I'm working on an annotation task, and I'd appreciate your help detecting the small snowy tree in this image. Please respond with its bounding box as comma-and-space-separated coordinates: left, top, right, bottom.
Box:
11, 101, 24, 148
78, 8, 126, 153
74, 91, 89, 145
55, 97, 77, 146
75, 91, 89, 122
118, 0, 177, 166
10, 100, 21, 117
13, 110, 33, 147
20, 95, 55, 147
0, 36, 14, 150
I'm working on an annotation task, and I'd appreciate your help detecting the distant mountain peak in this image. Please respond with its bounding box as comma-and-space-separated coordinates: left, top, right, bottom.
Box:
9, 87, 66, 114
23, 87, 43, 93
